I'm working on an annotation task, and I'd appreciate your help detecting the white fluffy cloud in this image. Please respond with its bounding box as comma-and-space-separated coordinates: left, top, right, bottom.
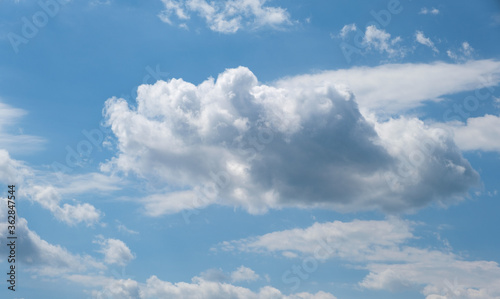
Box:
159, 0, 291, 33
415, 31, 439, 53
102, 66, 479, 216
95, 236, 135, 266
24, 178, 109, 226
363, 25, 403, 57
231, 266, 260, 282
451, 114, 500, 152
218, 219, 500, 298
83, 271, 337, 299
57, 202, 102, 226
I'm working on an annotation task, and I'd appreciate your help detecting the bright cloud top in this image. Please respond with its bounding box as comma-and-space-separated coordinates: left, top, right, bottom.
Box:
102, 66, 478, 216
159, 0, 291, 33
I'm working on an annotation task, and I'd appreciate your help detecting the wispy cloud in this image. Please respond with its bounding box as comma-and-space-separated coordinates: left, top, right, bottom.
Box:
338, 23, 357, 39
116, 222, 139, 235
218, 219, 500, 297
447, 42, 475, 61
415, 30, 439, 53
0, 101, 45, 154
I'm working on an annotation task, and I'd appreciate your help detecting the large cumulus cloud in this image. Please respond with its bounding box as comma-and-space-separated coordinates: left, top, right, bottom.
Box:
102, 66, 479, 215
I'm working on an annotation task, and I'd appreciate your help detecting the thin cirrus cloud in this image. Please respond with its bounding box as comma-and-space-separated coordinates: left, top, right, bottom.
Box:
102, 66, 479, 216
0, 101, 45, 154
159, 0, 292, 33
217, 219, 500, 298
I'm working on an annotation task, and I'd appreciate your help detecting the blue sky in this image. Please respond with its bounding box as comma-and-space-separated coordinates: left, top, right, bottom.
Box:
1, 0, 500, 298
